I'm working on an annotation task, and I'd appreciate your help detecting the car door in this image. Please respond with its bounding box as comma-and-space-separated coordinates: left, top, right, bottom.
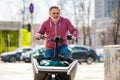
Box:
71, 46, 88, 61
16, 48, 31, 60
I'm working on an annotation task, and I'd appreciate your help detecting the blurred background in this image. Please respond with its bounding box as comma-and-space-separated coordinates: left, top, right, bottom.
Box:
0, 0, 120, 56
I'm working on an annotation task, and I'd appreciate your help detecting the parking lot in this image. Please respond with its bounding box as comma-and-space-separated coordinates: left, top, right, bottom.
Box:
0, 62, 104, 80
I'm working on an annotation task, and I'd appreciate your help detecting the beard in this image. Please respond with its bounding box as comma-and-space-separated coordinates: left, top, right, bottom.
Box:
51, 17, 59, 24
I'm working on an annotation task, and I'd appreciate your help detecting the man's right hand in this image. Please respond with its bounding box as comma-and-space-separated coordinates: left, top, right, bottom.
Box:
34, 33, 42, 40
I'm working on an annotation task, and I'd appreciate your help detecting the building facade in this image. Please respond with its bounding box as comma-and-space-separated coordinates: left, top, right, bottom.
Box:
92, 0, 119, 46
95, 0, 116, 18
0, 21, 22, 47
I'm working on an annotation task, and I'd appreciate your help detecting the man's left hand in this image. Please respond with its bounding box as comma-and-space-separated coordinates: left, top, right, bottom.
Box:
72, 36, 77, 41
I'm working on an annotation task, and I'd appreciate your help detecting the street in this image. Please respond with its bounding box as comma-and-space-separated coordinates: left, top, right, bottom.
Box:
0, 62, 104, 80
75, 63, 104, 80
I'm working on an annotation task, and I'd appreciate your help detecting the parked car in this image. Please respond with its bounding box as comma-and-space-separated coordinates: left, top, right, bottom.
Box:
21, 46, 45, 63
0, 47, 31, 62
94, 46, 104, 62
69, 45, 97, 64
21, 50, 32, 63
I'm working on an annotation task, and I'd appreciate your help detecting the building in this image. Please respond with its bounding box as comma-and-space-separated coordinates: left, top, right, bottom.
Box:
92, 0, 118, 46
0, 21, 22, 47
95, 0, 116, 18
0, 21, 22, 53
92, 18, 115, 45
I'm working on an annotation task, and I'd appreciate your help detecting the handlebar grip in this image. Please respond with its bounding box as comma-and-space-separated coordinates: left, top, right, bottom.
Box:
67, 34, 72, 40
40, 35, 46, 40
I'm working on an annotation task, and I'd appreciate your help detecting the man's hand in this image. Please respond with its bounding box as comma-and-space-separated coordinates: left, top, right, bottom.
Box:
34, 33, 42, 40
72, 36, 77, 41
71, 36, 77, 44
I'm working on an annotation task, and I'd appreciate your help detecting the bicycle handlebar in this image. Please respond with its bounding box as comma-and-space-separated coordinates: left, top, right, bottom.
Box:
39, 34, 72, 42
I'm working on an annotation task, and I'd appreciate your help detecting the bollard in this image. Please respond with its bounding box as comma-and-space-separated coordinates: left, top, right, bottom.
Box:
104, 45, 120, 80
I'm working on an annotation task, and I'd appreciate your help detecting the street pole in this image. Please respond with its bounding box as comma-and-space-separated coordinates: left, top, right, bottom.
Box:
19, 23, 22, 48
0, 30, 2, 53
31, 14, 33, 47
88, 0, 91, 46
22, 0, 25, 28
29, 3, 34, 47
7, 34, 10, 51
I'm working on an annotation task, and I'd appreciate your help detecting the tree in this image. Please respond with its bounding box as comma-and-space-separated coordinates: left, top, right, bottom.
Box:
87, 0, 92, 45
113, 0, 120, 44
16, 0, 28, 28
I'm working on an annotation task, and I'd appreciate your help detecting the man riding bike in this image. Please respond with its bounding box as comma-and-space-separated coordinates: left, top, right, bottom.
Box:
34, 6, 79, 59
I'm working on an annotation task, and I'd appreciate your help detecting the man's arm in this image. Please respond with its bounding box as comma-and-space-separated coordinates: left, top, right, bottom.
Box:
34, 22, 46, 40
34, 33, 42, 40
66, 19, 79, 40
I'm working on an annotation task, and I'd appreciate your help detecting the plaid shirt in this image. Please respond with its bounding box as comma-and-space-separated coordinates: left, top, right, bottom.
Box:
37, 16, 79, 49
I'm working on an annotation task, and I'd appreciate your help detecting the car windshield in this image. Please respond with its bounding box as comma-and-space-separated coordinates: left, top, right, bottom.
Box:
14, 47, 31, 53
71, 46, 88, 53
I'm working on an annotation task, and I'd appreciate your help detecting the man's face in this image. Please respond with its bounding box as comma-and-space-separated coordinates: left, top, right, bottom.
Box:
49, 8, 60, 22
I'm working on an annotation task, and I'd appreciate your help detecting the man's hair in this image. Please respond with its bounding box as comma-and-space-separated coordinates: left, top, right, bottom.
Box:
49, 6, 60, 11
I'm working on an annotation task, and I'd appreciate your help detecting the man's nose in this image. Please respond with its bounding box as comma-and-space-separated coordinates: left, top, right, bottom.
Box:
54, 14, 59, 16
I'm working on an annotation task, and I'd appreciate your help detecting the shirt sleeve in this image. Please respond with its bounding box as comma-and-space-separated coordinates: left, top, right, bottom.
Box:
66, 19, 79, 38
37, 22, 46, 35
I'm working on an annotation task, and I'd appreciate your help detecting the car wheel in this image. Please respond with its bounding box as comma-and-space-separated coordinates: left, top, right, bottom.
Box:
10, 57, 16, 63
86, 56, 94, 64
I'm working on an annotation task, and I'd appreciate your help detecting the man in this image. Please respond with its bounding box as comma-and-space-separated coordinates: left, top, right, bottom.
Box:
34, 6, 79, 59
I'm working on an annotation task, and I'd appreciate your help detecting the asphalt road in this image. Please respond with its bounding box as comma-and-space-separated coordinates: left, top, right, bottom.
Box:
75, 63, 104, 80
0, 62, 104, 80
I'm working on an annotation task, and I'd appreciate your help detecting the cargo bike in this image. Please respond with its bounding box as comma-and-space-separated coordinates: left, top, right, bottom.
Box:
32, 35, 78, 80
